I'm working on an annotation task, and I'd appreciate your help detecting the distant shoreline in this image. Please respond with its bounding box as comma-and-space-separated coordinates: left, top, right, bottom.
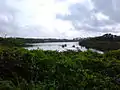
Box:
79, 33, 120, 52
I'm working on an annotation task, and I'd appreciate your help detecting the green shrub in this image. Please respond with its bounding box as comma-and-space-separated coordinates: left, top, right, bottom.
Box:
0, 47, 120, 89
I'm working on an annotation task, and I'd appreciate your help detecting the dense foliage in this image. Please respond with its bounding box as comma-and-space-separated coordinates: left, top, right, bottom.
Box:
0, 47, 120, 89
79, 33, 120, 52
0, 37, 26, 47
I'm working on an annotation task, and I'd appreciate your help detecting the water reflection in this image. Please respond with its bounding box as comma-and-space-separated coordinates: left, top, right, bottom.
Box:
25, 42, 103, 54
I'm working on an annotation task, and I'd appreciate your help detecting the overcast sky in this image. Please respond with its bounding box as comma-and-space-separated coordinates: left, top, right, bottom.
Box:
0, 0, 120, 38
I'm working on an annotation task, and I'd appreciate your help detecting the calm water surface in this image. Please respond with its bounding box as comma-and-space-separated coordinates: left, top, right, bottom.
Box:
25, 42, 103, 54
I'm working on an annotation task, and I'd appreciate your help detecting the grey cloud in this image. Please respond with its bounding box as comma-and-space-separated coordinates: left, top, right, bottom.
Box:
56, 3, 90, 22
56, 0, 120, 35
92, 0, 120, 23
0, 0, 19, 36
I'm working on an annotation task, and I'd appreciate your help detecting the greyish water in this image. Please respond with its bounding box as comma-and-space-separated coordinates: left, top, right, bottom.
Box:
25, 42, 103, 54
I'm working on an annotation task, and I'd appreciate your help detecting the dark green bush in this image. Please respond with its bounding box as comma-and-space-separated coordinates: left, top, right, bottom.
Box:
0, 47, 120, 89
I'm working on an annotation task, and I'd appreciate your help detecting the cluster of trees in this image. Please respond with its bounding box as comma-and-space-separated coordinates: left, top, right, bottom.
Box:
0, 47, 120, 89
0, 37, 25, 47
88, 33, 120, 41
79, 33, 120, 52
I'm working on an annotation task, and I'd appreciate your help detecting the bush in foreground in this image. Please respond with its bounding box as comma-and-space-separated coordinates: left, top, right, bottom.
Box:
0, 47, 120, 89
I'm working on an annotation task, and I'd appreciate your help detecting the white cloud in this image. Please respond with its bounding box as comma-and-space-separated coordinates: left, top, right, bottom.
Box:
0, 0, 120, 38
0, 0, 87, 38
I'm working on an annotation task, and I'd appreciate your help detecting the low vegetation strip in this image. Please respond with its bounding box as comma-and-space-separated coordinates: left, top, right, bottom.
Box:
79, 40, 120, 52
0, 47, 120, 89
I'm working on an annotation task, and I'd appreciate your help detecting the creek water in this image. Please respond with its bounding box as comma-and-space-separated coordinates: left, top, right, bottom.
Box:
25, 42, 103, 54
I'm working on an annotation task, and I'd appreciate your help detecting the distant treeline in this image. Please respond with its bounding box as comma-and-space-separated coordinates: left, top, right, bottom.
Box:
79, 33, 120, 52
0, 37, 79, 47
23, 38, 79, 43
